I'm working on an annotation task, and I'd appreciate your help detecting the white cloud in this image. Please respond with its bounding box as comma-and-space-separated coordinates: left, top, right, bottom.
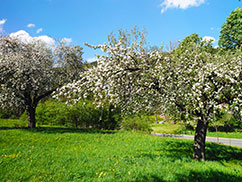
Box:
10, 30, 56, 49
27, 23, 35, 28
0, 19, 7, 25
10, 30, 33, 43
87, 57, 97, 63
36, 28, 43, 34
160, 0, 205, 13
0, 19, 7, 33
202, 36, 215, 44
61, 37, 72, 44
34, 35, 56, 48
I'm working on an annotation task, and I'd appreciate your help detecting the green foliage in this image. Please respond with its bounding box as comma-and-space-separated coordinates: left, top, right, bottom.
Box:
120, 115, 153, 133
0, 119, 27, 127
36, 101, 69, 126
175, 33, 214, 54
147, 114, 164, 122
0, 108, 23, 119
19, 100, 121, 130
207, 104, 242, 133
19, 111, 28, 121
1, 129, 242, 181
176, 33, 200, 52
215, 110, 236, 125
0, 108, 13, 119
219, 8, 242, 49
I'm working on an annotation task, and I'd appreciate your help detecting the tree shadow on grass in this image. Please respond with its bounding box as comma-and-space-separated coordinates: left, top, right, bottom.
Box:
206, 142, 242, 161
135, 170, 242, 182
134, 175, 166, 182
133, 169, 242, 182
136, 138, 242, 162
154, 139, 194, 160
162, 139, 242, 161
134, 139, 242, 182
171, 169, 242, 182
0, 126, 117, 135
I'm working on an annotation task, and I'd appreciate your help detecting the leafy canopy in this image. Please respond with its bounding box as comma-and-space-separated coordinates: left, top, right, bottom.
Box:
219, 8, 242, 49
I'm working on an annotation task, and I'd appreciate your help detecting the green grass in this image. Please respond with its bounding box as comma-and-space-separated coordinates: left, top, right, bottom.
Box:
151, 122, 185, 134
1, 127, 242, 181
199, 131, 242, 139
182, 130, 242, 139
152, 122, 242, 139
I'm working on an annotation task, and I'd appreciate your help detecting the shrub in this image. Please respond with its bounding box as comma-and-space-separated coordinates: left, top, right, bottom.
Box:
19, 99, 121, 129
67, 100, 100, 128
0, 108, 23, 119
19, 111, 28, 121
35, 101, 67, 126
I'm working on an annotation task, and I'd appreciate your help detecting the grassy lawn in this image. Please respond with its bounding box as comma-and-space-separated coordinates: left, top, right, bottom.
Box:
1, 127, 242, 182
205, 131, 242, 139
152, 122, 242, 139
151, 122, 185, 134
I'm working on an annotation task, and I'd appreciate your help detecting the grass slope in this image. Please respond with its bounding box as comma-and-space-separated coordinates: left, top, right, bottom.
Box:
151, 123, 184, 134
1, 128, 242, 182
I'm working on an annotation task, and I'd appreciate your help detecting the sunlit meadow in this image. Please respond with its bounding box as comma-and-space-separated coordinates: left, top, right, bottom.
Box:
1, 128, 242, 182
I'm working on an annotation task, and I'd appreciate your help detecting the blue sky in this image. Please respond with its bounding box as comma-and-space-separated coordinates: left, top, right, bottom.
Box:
0, 0, 241, 61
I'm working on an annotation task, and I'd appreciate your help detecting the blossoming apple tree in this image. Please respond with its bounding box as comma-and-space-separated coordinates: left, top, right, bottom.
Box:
56, 30, 242, 161
0, 34, 84, 128
166, 48, 242, 160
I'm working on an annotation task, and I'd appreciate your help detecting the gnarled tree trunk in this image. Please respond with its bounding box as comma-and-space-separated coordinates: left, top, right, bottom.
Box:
26, 104, 36, 128
193, 115, 208, 161
24, 90, 55, 129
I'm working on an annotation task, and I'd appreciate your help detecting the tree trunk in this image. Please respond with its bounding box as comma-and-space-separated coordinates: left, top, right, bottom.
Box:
75, 116, 78, 128
99, 106, 104, 129
26, 105, 36, 128
215, 125, 219, 143
155, 113, 158, 123
193, 116, 208, 161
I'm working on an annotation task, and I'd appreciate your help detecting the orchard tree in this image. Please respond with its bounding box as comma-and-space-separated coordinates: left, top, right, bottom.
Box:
56, 29, 242, 161
0, 35, 84, 128
166, 48, 242, 160
55, 27, 164, 114
162, 37, 242, 160
219, 8, 242, 49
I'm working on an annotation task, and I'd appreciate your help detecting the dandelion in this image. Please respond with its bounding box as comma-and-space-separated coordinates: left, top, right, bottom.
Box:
98, 172, 103, 178
1, 154, 18, 158
1, 154, 7, 158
